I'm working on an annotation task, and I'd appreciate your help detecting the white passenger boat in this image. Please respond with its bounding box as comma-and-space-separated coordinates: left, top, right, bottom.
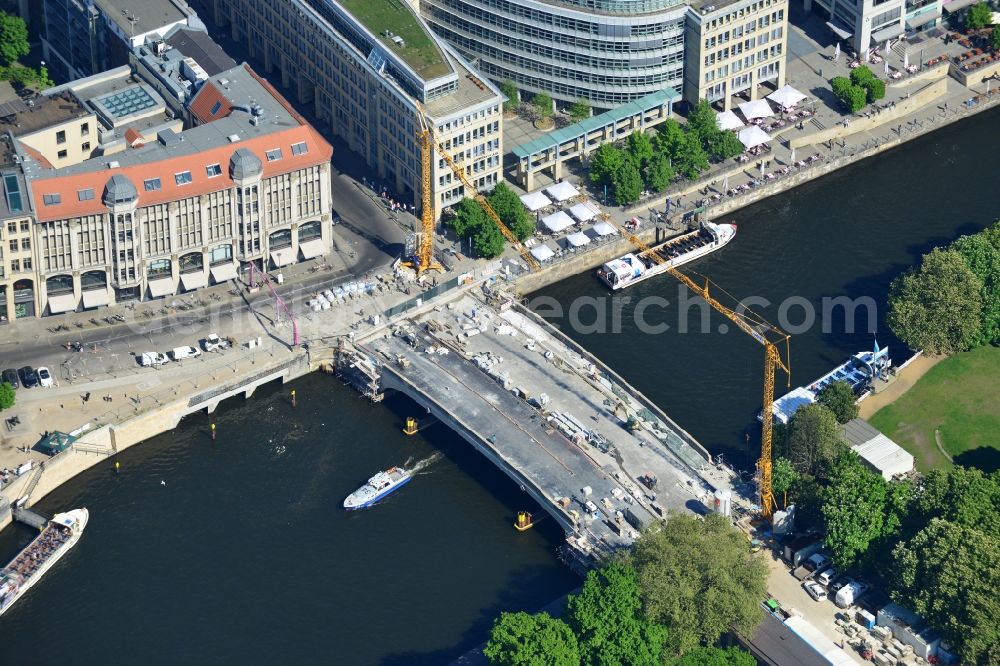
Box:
597, 221, 737, 290
0, 508, 89, 617
343, 467, 412, 509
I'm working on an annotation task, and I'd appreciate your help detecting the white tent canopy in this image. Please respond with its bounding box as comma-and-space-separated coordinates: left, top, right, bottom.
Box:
738, 125, 772, 149
530, 244, 556, 261
592, 222, 616, 236
716, 109, 744, 130
738, 98, 774, 121
767, 84, 807, 108
544, 181, 579, 202
569, 201, 599, 222
566, 232, 591, 247
520, 190, 550, 212
540, 210, 575, 233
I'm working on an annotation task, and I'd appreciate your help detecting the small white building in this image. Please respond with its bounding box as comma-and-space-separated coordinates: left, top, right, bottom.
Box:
876, 602, 943, 661
841, 419, 915, 480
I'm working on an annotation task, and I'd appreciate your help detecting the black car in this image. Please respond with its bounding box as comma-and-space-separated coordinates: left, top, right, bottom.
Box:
1, 368, 18, 389
18, 366, 38, 388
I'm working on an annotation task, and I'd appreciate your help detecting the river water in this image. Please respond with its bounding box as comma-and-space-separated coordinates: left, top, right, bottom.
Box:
1, 108, 998, 664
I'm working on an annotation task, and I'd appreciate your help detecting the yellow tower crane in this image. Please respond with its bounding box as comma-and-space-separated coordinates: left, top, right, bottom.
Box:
409, 107, 541, 274
603, 218, 790, 521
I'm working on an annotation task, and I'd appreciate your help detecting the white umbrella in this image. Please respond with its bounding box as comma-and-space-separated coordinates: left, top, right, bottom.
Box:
592, 222, 616, 236
544, 181, 579, 202
767, 85, 807, 109
722, 175, 729, 191
738, 125, 771, 150
520, 191, 550, 212
738, 99, 774, 121
790, 147, 796, 163
540, 210, 575, 233
884, 60, 889, 75
904, 52, 909, 69
834, 43, 841, 61
716, 109, 744, 130
566, 232, 591, 247
530, 245, 555, 261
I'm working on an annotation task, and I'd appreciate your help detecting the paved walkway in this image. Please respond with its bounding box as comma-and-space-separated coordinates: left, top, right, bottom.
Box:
858, 353, 944, 419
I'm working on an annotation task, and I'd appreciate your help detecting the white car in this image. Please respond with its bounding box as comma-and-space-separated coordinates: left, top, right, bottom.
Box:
803, 580, 827, 602
170, 346, 202, 361
202, 334, 229, 352
36, 366, 53, 387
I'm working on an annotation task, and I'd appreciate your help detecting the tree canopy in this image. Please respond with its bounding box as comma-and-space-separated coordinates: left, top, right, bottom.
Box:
533, 92, 554, 119
590, 143, 625, 188
966, 1, 993, 29
488, 182, 535, 241
628, 514, 767, 656
816, 380, 859, 424
950, 222, 1000, 346
781, 403, 845, 477
0, 381, 14, 410
568, 99, 591, 123
911, 466, 1000, 536
993, 25, 1000, 52
887, 248, 984, 354
772, 456, 800, 506
831, 75, 868, 113
484, 611, 580, 666
0, 13, 29, 68
612, 157, 644, 205
445, 198, 504, 258
669, 646, 757, 666
500, 80, 519, 113
566, 562, 667, 666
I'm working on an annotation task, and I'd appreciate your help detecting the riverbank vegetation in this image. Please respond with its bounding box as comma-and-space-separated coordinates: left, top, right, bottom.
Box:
831, 66, 885, 114
444, 183, 535, 258
483, 514, 765, 666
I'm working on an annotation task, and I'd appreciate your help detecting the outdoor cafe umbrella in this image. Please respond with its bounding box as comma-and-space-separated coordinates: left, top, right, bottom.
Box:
767, 85, 807, 109
834, 43, 841, 61
738, 125, 771, 150
716, 109, 744, 130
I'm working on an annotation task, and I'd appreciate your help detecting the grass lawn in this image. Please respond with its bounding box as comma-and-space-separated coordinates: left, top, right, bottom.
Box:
339, 0, 450, 79
869, 345, 1000, 472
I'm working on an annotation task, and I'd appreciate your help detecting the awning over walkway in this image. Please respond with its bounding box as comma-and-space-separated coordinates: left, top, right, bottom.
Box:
520, 190, 550, 211
738, 125, 772, 149
82, 288, 110, 309
530, 244, 555, 261
545, 181, 579, 202
826, 20, 853, 40
871, 22, 904, 43
738, 99, 774, 121
147, 277, 175, 298
180, 271, 207, 291
566, 232, 591, 247
906, 10, 941, 27
270, 247, 294, 268
716, 109, 744, 130
298, 238, 326, 260
767, 84, 807, 108
592, 222, 616, 236
943, 0, 977, 12
541, 210, 575, 233
210, 263, 239, 283
569, 201, 599, 222
47, 292, 77, 314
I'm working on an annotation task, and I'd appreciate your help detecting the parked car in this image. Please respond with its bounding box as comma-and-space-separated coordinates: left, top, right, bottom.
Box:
804, 552, 831, 571
201, 334, 229, 352
170, 346, 202, 361
817, 567, 838, 587
803, 580, 827, 601
36, 367, 53, 388
17, 366, 38, 388
138, 352, 169, 367
835, 580, 869, 608
1, 368, 19, 389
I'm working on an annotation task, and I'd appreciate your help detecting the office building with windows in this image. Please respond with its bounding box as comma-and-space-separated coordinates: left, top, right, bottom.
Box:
419, 0, 688, 111
0, 136, 36, 323
200, 0, 504, 216
683, 0, 788, 110
808, 0, 925, 56
3, 62, 333, 318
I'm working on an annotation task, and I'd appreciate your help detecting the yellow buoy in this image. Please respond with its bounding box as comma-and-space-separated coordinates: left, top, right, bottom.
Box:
514, 511, 534, 531
403, 417, 418, 435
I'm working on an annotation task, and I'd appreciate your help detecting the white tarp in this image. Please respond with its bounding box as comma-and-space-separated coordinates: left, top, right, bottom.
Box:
541, 210, 575, 233
210, 263, 238, 283
738, 98, 774, 121
530, 244, 555, 261
180, 271, 207, 291
81, 289, 110, 309
147, 276, 175, 298
520, 190, 551, 211
738, 125, 772, 149
47, 293, 77, 314
566, 232, 591, 247
270, 247, 294, 268
716, 109, 744, 130
767, 84, 807, 108
544, 181, 579, 202
568, 201, 599, 222
298, 238, 326, 260
592, 222, 616, 236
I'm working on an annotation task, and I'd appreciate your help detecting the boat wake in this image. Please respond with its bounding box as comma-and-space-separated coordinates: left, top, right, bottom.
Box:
406, 452, 443, 475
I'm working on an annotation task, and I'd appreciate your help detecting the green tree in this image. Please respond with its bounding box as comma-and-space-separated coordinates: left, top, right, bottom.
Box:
887, 248, 984, 354
951, 223, 1000, 345
849, 65, 876, 87
685, 100, 719, 142
674, 132, 709, 180
644, 154, 674, 193
589, 143, 625, 188
781, 403, 844, 477
488, 182, 534, 241
499, 80, 519, 113
705, 130, 744, 162
822, 451, 895, 571
473, 219, 506, 258
566, 562, 667, 666
892, 518, 1000, 664
816, 380, 859, 424
7, 64, 35, 89
628, 514, 767, 656
788, 475, 826, 532
912, 467, 1000, 537
772, 457, 800, 507
966, 1, 993, 29
831, 76, 853, 100
446, 197, 488, 238
863, 78, 886, 103
993, 25, 1000, 51
669, 646, 757, 666
612, 157, 644, 205
625, 131, 654, 167
568, 99, 590, 122
0, 13, 29, 68
0, 381, 14, 410
533, 92, 553, 119
484, 611, 580, 666
653, 119, 687, 158
831, 76, 867, 113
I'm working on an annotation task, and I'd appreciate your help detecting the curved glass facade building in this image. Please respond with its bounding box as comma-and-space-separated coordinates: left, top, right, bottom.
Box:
420, 0, 687, 110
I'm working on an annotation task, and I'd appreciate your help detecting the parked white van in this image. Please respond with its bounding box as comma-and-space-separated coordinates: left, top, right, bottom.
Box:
170, 346, 202, 361
835, 580, 868, 608
139, 352, 169, 367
